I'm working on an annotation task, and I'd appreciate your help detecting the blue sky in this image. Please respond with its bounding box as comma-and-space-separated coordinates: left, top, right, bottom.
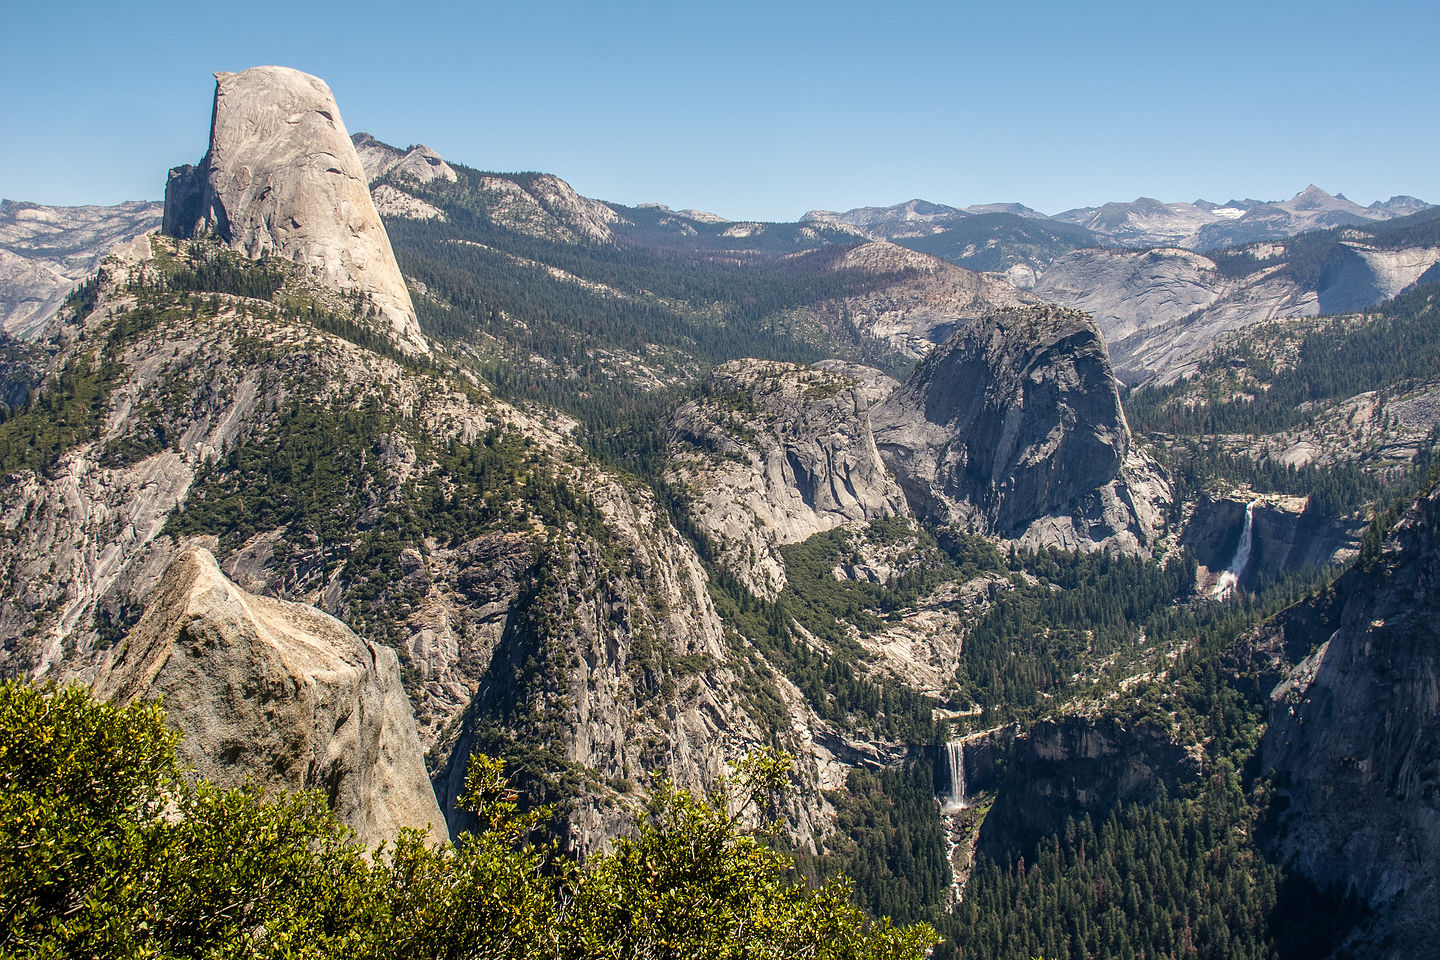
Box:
3, 0, 1436, 220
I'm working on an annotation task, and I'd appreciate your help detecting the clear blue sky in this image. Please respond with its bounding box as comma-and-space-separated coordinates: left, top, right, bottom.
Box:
3, 0, 1436, 221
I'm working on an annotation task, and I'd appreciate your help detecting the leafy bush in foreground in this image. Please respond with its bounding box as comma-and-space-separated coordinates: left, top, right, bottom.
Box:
0, 681, 935, 960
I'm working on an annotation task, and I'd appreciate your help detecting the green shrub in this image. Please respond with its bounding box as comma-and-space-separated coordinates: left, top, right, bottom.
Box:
0, 681, 936, 960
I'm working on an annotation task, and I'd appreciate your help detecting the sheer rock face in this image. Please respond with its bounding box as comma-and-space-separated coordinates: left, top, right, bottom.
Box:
162, 66, 426, 354
91, 547, 447, 847
666, 359, 907, 598
1260, 486, 1440, 957
871, 305, 1169, 551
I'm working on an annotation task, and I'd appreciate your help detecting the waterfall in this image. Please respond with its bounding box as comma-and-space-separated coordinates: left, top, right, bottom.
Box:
941, 740, 967, 813
1211, 498, 1260, 600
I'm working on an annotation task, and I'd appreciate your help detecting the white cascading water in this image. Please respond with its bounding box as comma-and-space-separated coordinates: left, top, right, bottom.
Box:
941, 740, 967, 813
1211, 498, 1261, 599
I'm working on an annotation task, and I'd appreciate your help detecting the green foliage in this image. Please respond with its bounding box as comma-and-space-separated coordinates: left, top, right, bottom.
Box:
934, 557, 1353, 960
0, 683, 937, 960
0, 352, 117, 475
707, 562, 939, 744
1127, 284, 1440, 518
154, 241, 286, 300
165, 397, 394, 556
707, 522, 984, 743
809, 762, 951, 925
941, 773, 1283, 960
0, 680, 376, 959
566, 778, 933, 960
951, 549, 1197, 723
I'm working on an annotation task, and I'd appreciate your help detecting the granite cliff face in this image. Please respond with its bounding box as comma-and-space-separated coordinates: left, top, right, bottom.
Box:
1038, 229, 1440, 384
666, 359, 907, 597
1259, 485, 1440, 957
163, 67, 426, 354
871, 305, 1170, 551
1183, 494, 1360, 594
90, 547, 446, 846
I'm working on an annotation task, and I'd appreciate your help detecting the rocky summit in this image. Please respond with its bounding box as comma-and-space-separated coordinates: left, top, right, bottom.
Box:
666, 359, 907, 598
162, 66, 427, 354
871, 304, 1170, 550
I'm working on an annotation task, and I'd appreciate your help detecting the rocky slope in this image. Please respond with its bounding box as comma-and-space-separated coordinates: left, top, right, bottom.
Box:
666, 359, 906, 598
0, 231, 847, 853
1259, 484, 1440, 958
1038, 219, 1440, 383
1051, 197, 1247, 250
88, 546, 446, 846
790, 242, 1036, 359
162, 67, 426, 354
870, 305, 1170, 551
352, 132, 458, 186
0, 199, 160, 339
352, 133, 458, 222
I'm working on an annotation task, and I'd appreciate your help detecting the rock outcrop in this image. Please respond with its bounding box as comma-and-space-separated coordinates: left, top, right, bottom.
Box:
352, 133, 458, 186
91, 547, 446, 847
667, 360, 907, 598
871, 305, 1169, 551
1260, 484, 1440, 957
470, 173, 623, 244
162, 66, 426, 354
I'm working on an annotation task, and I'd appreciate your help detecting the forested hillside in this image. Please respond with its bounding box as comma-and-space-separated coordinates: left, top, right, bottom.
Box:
1128, 280, 1440, 516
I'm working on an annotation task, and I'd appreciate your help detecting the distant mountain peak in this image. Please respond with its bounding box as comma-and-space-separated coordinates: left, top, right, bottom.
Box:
351, 132, 457, 186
